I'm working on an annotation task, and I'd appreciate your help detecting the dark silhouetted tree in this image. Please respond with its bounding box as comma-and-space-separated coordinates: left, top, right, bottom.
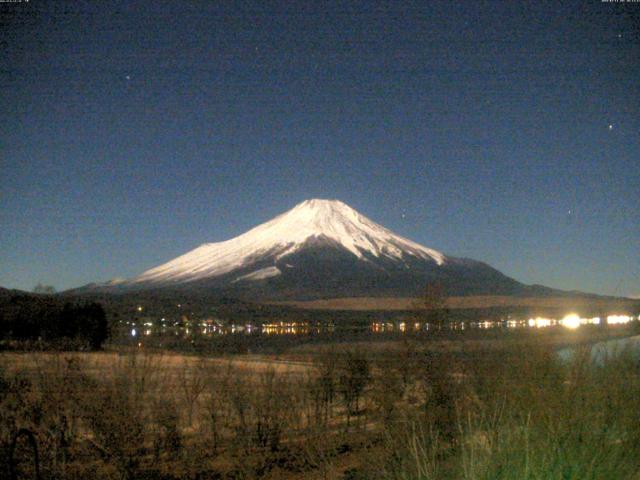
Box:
412, 282, 449, 331
338, 351, 370, 427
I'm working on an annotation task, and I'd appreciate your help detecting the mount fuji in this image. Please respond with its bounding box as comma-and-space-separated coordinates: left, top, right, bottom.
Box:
84, 199, 543, 299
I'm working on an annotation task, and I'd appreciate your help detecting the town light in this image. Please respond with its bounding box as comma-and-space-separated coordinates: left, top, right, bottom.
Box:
560, 313, 581, 329
607, 315, 631, 325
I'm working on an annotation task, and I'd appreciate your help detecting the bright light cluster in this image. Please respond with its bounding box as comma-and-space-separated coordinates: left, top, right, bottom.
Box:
607, 315, 632, 325
559, 314, 601, 329
560, 314, 581, 329
528, 317, 553, 328
528, 314, 608, 330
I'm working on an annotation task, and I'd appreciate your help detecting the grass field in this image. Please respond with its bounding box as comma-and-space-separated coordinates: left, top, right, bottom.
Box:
3, 324, 640, 479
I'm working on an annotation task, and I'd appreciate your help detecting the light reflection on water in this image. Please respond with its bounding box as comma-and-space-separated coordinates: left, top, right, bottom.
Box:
125, 314, 638, 339
261, 321, 337, 335
370, 313, 637, 334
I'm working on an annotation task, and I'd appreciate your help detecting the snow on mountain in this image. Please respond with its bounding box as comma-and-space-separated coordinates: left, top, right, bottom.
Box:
130, 199, 446, 286
231, 266, 282, 283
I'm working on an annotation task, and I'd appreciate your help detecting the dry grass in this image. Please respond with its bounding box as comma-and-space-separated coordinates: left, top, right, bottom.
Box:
2, 328, 640, 479
0, 350, 321, 479
0, 351, 313, 376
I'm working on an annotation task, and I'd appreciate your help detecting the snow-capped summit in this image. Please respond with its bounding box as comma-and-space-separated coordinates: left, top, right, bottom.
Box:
130, 199, 446, 286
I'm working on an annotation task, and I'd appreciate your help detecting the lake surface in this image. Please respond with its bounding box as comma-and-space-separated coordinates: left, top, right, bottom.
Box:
558, 334, 640, 365
123, 313, 638, 339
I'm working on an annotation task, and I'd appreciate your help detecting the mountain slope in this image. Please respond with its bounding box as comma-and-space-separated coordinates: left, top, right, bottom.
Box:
83, 199, 536, 299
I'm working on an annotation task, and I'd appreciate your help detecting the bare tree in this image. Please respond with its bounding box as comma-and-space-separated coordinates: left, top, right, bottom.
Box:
179, 358, 207, 427
300, 424, 339, 480
204, 363, 232, 453
337, 351, 370, 429
412, 282, 449, 332
307, 353, 337, 428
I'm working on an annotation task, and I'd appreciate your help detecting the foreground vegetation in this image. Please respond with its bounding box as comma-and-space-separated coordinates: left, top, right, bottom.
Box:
2, 327, 640, 479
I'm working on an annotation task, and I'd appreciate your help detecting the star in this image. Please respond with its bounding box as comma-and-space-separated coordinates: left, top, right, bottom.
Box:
125, 75, 131, 81
608, 124, 614, 130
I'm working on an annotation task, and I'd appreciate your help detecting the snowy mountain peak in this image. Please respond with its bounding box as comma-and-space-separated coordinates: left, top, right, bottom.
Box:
269, 199, 366, 231
272, 198, 379, 237
131, 199, 446, 286
290, 198, 358, 218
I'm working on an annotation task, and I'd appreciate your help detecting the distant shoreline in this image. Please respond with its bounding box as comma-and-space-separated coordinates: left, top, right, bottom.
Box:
269, 295, 639, 311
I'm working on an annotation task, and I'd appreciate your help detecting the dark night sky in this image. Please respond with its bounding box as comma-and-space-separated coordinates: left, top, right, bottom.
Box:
1, 0, 638, 296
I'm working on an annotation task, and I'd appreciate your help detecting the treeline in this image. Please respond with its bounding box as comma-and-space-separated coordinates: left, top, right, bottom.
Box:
0, 292, 108, 349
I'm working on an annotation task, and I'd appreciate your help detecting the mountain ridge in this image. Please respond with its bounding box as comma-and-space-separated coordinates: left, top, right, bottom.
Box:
74, 199, 582, 300
127, 199, 446, 288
